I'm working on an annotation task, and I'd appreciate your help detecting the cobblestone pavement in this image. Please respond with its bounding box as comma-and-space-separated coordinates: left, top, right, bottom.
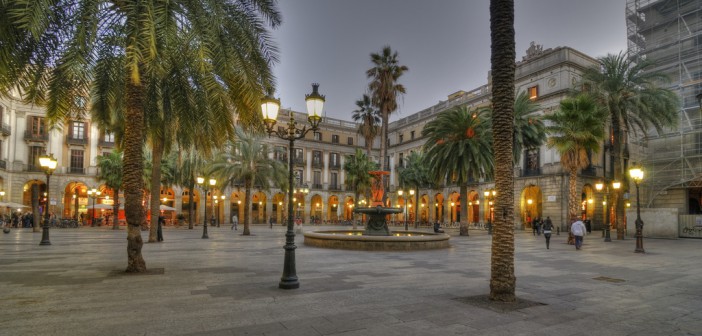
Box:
1, 225, 700, 336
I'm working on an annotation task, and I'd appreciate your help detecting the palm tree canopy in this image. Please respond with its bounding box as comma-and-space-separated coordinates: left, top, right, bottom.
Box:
210, 127, 287, 192
422, 105, 494, 185
96, 150, 123, 191
343, 149, 378, 197
582, 51, 679, 137
366, 46, 408, 116
352, 93, 381, 144
398, 151, 431, 189
544, 94, 607, 169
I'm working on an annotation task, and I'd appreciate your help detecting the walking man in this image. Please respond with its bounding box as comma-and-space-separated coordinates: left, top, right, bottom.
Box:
231, 214, 238, 230
542, 216, 553, 249
570, 217, 587, 250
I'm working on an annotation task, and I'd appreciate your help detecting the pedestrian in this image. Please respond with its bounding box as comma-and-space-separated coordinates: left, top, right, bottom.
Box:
532, 218, 538, 236
269, 217, 273, 229
157, 215, 164, 242
231, 214, 238, 230
536, 217, 542, 236
570, 217, 587, 250
543, 216, 554, 249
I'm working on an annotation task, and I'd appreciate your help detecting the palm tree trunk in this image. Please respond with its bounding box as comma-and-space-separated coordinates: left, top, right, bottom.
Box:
32, 184, 40, 232
568, 167, 579, 219
611, 112, 625, 240
489, 0, 516, 302
112, 188, 120, 230
459, 184, 469, 236
188, 176, 195, 229
148, 138, 165, 242
124, 80, 147, 273
243, 180, 251, 235
379, 113, 388, 200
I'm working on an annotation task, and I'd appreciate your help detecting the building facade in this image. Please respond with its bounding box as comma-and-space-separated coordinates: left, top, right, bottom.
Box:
1, 45, 618, 231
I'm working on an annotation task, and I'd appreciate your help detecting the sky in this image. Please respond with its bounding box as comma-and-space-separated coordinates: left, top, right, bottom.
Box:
270, 0, 628, 122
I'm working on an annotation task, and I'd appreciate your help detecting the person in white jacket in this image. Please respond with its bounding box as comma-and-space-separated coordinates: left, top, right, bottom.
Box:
570, 217, 587, 250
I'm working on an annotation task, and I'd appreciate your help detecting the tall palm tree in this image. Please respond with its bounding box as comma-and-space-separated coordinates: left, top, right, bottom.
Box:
582, 51, 678, 239
352, 94, 381, 158
96, 151, 124, 230
343, 149, 378, 230
397, 151, 430, 225
489, 0, 517, 302
210, 127, 286, 235
366, 46, 408, 198
0, 1, 280, 272
174, 149, 206, 230
544, 94, 606, 220
422, 106, 493, 236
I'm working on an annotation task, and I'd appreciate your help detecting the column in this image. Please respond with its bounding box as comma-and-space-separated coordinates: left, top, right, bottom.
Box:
323, 152, 329, 189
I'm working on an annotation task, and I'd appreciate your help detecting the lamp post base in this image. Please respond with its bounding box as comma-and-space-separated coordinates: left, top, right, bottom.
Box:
202, 224, 209, 239
279, 232, 299, 289
635, 219, 645, 253
40, 226, 51, 245
604, 228, 612, 242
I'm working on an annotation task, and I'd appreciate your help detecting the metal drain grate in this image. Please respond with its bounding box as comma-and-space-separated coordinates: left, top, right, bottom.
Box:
593, 276, 625, 283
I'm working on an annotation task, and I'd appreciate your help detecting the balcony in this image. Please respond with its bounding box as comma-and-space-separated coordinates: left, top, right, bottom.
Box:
66, 134, 89, 146
0, 160, 6, 170
329, 162, 341, 170
24, 131, 48, 142
581, 165, 597, 177
68, 167, 86, 175
0, 123, 10, 136
311, 160, 324, 169
521, 167, 542, 177
98, 139, 115, 148
312, 183, 323, 190
26, 164, 42, 172
292, 158, 305, 166
328, 184, 343, 191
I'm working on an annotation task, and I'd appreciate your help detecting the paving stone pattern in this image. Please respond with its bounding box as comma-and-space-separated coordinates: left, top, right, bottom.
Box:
1, 226, 701, 335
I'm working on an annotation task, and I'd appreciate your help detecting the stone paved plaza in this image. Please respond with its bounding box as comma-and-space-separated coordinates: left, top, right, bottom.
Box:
1, 224, 701, 336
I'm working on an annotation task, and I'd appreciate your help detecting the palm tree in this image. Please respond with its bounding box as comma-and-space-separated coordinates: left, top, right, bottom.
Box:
96, 151, 124, 230
366, 46, 408, 198
489, 0, 517, 302
544, 94, 606, 221
210, 127, 286, 235
422, 105, 493, 236
0, 1, 281, 272
582, 51, 678, 239
397, 151, 430, 226
174, 149, 206, 230
343, 149, 378, 230
352, 94, 381, 158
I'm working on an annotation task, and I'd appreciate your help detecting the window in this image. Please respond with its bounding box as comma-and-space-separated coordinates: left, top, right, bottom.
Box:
312, 150, 322, 166
399, 133, 404, 143
103, 132, 115, 142
410, 131, 415, 140
399, 153, 404, 167
294, 169, 304, 184
330, 173, 338, 188
313, 171, 322, 186
332, 134, 339, 144
28, 146, 45, 170
293, 148, 304, 163
330, 153, 339, 168
30, 116, 46, 135
528, 85, 539, 100
71, 121, 86, 139
347, 137, 353, 145
274, 146, 287, 162
314, 132, 322, 141
70, 150, 84, 173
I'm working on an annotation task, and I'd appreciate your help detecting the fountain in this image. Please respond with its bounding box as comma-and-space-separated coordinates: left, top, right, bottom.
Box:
303, 171, 450, 250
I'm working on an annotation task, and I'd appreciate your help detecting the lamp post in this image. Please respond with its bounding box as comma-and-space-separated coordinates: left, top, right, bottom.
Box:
87, 188, 101, 227
450, 201, 455, 223
197, 177, 216, 239
397, 188, 415, 231
39, 154, 57, 245
595, 180, 620, 242
261, 83, 324, 290
629, 166, 645, 253
484, 189, 496, 235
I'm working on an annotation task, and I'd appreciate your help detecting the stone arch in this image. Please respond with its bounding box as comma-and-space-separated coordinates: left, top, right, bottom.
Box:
62, 181, 88, 220
520, 185, 543, 228
467, 190, 480, 224
181, 188, 201, 224
419, 194, 430, 223
343, 196, 355, 220
310, 194, 323, 222
434, 193, 445, 223
327, 195, 340, 222
271, 192, 286, 224
251, 191, 267, 224
581, 184, 595, 221
448, 192, 460, 223
229, 190, 244, 224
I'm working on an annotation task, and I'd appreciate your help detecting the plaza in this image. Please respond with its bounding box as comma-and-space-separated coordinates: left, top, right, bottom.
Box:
2, 225, 701, 335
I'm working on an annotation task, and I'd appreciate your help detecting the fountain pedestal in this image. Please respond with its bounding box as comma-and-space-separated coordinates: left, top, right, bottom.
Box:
356, 206, 402, 236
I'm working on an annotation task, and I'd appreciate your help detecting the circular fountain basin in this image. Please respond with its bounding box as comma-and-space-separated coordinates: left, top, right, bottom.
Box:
303, 230, 450, 251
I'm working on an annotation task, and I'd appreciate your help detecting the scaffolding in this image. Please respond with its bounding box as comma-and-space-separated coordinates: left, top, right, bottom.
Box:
626, 0, 702, 210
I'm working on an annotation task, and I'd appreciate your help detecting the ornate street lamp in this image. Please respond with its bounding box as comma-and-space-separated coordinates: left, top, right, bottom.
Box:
87, 188, 101, 227
595, 180, 620, 242
38, 154, 57, 245
197, 177, 216, 239
629, 166, 645, 253
484, 189, 496, 235
397, 188, 415, 231
261, 83, 324, 290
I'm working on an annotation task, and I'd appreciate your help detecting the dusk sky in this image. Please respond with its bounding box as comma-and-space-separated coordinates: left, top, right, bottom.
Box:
270, 0, 628, 121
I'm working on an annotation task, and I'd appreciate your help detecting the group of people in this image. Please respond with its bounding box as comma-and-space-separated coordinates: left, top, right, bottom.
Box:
536, 216, 588, 250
